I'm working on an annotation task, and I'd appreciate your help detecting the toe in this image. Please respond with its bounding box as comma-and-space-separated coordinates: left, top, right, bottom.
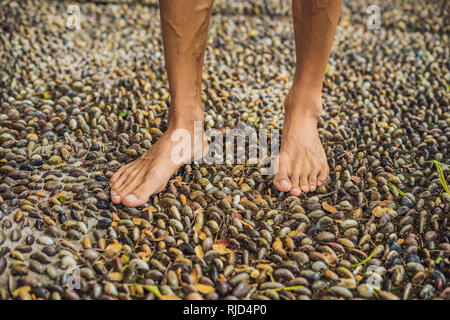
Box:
290, 175, 301, 196
110, 166, 126, 184
300, 175, 309, 193
273, 160, 291, 192
121, 178, 162, 207
110, 190, 121, 204
317, 165, 329, 186
308, 172, 318, 192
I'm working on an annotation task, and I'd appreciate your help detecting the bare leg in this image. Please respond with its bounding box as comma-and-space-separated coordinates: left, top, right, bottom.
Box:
110, 0, 213, 207
273, 0, 342, 196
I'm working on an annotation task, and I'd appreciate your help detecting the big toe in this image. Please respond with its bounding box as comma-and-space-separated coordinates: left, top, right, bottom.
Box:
273, 174, 291, 192
121, 194, 146, 207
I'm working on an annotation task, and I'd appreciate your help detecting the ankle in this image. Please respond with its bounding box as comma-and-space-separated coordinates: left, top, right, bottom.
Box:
167, 104, 204, 130
284, 88, 323, 119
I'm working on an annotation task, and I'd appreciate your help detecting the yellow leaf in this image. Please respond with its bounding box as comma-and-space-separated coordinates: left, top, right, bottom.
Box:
133, 217, 143, 226
109, 272, 123, 282
198, 231, 207, 240
212, 243, 233, 255
142, 205, 157, 213
190, 268, 200, 285
322, 201, 337, 214
161, 295, 182, 300
273, 238, 283, 251
12, 286, 31, 298
52, 192, 69, 199
105, 243, 122, 256
195, 283, 215, 294
194, 245, 204, 258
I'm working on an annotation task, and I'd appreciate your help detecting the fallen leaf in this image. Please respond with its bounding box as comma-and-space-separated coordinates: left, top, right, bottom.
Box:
273, 238, 283, 250
53, 192, 69, 199
12, 286, 31, 298
105, 243, 122, 256
190, 268, 200, 285
194, 245, 204, 258
144, 285, 162, 299
132, 217, 143, 226
231, 212, 243, 220
370, 200, 393, 206
322, 201, 338, 214
195, 283, 215, 294
350, 175, 361, 184
216, 238, 230, 246
198, 231, 207, 240
161, 295, 182, 300
148, 230, 169, 242
142, 205, 157, 213
212, 243, 233, 254
240, 220, 254, 230
109, 272, 123, 282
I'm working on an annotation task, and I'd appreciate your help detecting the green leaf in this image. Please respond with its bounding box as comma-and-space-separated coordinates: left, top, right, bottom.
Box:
386, 181, 406, 197
425, 160, 450, 195
267, 219, 274, 226
267, 272, 275, 282
345, 249, 376, 268
58, 196, 67, 203
435, 257, 443, 264
259, 285, 303, 294
119, 111, 128, 117
121, 254, 130, 265
144, 285, 163, 299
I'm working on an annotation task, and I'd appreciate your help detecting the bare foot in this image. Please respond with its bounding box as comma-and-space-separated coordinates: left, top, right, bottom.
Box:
273, 90, 330, 196
110, 112, 206, 207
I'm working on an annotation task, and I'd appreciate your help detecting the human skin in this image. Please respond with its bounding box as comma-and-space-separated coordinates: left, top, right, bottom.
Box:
110, 0, 343, 207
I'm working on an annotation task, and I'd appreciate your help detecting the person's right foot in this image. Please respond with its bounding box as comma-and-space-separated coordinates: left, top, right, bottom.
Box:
110, 110, 206, 207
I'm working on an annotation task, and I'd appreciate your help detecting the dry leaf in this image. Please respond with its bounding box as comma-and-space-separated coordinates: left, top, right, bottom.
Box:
322, 201, 338, 214
195, 283, 215, 294
190, 268, 200, 284
231, 212, 243, 220
148, 231, 169, 242
212, 243, 233, 254
198, 231, 207, 240
372, 206, 390, 218
105, 243, 122, 256
216, 238, 230, 246
370, 200, 393, 206
240, 220, 254, 230
194, 245, 204, 258
161, 295, 182, 300
273, 238, 283, 250
142, 205, 157, 213
109, 272, 123, 282
132, 217, 143, 226
350, 175, 361, 184
53, 192, 69, 199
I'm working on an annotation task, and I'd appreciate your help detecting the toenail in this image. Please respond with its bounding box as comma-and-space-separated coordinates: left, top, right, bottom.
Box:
310, 185, 315, 190
302, 185, 309, 191
124, 194, 138, 202
317, 181, 322, 186
280, 180, 289, 188
292, 188, 300, 193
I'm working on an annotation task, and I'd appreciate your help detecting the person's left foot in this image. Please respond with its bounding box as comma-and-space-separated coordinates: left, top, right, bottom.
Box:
273, 90, 330, 196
